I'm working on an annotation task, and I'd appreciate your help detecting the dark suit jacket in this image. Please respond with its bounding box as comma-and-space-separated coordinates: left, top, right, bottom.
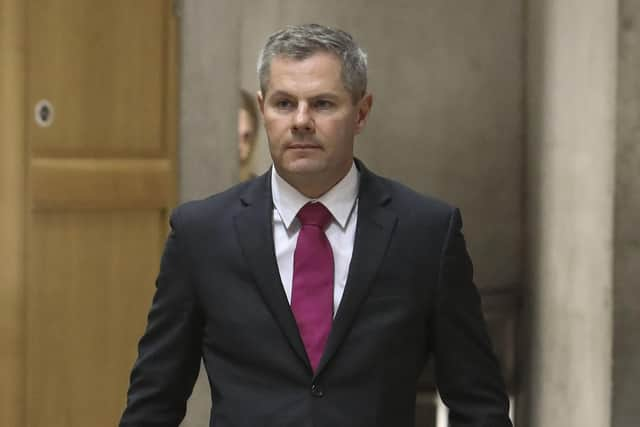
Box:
120, 159, 512, 427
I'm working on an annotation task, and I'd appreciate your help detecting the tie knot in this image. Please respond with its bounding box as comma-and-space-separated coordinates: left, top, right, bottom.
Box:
297, 202, 332, 228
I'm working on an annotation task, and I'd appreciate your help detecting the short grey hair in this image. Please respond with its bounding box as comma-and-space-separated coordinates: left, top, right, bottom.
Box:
257, 24, 368, 103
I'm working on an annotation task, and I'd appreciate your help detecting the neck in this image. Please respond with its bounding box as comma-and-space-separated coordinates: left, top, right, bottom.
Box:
290, 178, 340, 199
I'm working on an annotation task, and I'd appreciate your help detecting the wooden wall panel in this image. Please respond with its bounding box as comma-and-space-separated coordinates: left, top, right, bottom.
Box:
0, 0, 26, 425
30, 158, 172, 210
26, 0, 168, 156
22, 1, 178, 426
26, 211, 163, 427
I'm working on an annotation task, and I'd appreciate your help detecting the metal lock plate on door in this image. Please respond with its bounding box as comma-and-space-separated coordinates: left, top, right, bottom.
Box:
34, 99, 54, 127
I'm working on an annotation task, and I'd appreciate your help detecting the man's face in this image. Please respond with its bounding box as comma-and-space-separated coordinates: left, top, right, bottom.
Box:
237, 108, 255, 163
258, 52, 372, 196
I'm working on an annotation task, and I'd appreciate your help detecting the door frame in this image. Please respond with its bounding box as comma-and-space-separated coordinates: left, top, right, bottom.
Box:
0, 0, 26, 425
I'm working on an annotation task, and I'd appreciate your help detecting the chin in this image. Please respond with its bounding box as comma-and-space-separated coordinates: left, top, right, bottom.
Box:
283, 157, 326, 174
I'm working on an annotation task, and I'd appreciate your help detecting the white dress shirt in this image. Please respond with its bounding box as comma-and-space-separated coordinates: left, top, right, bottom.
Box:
271, 162, 359, 315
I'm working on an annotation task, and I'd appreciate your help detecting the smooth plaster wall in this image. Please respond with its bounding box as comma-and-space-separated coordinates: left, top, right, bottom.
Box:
612, 1, 640, 426
179, 0, 240, 203
524, 1, 617, 426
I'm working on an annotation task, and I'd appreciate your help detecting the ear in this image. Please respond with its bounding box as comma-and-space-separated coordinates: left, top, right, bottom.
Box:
257, 91, 265, 115
354, 93, 373, 135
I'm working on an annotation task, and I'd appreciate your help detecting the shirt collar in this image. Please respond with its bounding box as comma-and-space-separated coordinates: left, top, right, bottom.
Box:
271, 161, 359, 230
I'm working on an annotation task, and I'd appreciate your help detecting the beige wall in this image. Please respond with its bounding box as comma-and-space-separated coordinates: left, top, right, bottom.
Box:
179, 0, 240, 203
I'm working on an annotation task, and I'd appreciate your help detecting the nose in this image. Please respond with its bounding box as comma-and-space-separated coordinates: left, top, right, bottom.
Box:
292, 103, 314, 133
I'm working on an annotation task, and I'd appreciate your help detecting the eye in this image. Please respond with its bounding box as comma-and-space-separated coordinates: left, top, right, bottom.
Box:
274, 99, 294, 110
313, 99, 334, 110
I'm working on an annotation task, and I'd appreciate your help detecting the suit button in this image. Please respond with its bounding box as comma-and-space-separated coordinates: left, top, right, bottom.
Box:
311, 383, 324, 397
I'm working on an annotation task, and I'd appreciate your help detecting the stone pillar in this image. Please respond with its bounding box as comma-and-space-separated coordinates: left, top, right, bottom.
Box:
612, 1, 640, 426
523, 1, 617, 426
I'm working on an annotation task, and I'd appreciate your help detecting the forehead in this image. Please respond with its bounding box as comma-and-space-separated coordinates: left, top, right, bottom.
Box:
266, 52, 347, 96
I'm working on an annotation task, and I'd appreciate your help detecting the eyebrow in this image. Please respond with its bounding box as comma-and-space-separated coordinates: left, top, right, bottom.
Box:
268, 90, 291, 99
268, 91, 340, 101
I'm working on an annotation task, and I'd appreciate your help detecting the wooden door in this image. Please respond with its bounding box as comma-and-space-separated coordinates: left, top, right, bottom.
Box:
0, 1, 27, 426
23, 1, 178, 426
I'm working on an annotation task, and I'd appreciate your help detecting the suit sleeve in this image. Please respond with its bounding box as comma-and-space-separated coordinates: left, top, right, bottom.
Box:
120, 208, 203, 427
432, 208, 512, 427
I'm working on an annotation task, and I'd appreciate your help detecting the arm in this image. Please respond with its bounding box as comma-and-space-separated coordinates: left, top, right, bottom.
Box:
432, 208, 512, 427
120, 209, 203, 427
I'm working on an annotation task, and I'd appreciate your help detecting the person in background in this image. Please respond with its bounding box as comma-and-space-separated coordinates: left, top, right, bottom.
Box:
120, 23, 512, 427
238, 88, 259, 181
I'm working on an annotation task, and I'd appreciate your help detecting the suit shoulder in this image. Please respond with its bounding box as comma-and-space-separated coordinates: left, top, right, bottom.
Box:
170, 178, 257, 230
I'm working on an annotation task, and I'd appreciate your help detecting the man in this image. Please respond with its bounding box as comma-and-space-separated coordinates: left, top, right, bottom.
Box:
238, 88, 259, 181
120, 24, 512, 427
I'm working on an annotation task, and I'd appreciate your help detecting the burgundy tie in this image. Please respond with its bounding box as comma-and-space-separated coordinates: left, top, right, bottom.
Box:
291, 202, 334, 372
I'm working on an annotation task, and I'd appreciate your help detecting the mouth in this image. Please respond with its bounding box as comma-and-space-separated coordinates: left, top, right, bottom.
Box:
287, 143, 322, 150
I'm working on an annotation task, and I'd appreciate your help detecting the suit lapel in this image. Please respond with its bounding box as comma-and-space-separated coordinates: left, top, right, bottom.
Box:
315, 161, 398, 376
233, 171, 310, 370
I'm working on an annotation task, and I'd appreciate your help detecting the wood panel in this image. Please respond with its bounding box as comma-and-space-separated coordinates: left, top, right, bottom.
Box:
0, 0, 26, 425
24, 1, 178, 426
31, 158, 172, 210
26, 212, 164, 427
26, 0, 168, 156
